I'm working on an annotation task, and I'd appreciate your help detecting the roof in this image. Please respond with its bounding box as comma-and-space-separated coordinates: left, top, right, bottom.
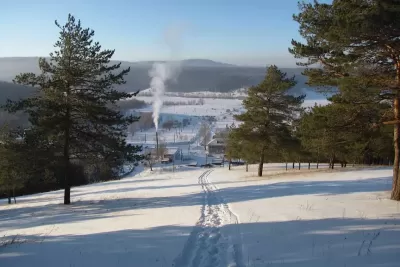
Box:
165, 147, 180, 155
207, 138, 226, 146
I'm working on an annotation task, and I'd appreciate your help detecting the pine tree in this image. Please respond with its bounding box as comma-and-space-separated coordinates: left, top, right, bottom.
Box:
5, 14, 141, 204
299, 104, 348, 169
289, 0, 400, 200
298, 76, 393, 169
0, 125, 26, 204
226, 126, 259, 171
234, 65, 305, 176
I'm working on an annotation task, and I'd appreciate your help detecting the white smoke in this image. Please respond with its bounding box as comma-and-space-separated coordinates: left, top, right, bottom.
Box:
149, 24, 186, 131
149, 62, 178, 130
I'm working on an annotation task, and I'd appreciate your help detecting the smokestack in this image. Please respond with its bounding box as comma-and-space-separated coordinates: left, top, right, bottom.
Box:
156, 131, 159, 158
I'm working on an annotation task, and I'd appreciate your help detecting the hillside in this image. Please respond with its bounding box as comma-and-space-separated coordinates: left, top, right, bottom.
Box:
1, 165, 398, 267
0, 57, 318, 99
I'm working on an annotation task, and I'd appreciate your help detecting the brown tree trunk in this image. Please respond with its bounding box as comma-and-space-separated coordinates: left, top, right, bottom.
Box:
285, 162, 288, 171
258, 150, 264, 177
308, 162, 311, 169
246, 163, 248, 172
8, 190, 11, 204
298, 162, 301, 170
392, 94, 400, 200
13, 187, 16, 204
391, 60, 400, 200
292, 162, 295, 169
64, 105, 71, 205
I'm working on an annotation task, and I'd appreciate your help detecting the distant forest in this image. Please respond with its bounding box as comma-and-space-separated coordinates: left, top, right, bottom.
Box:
0, 58, 313, 101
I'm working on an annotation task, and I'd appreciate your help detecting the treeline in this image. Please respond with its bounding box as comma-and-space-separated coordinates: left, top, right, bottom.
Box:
163, 99, 205, 106
138, 90, 246, 100
0, 15, 142, 205
227, 0, 400, 201
117, 98, 147, 114
225, 66, 393, 179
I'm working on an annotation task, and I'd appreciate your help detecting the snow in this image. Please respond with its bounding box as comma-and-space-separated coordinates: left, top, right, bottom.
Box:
136, 88, 248, 99
0, 168, 206, 267
1, 164, 399, 267
136, 96, 244, 117
1, 90, 398, 267
208, 164, 400, 267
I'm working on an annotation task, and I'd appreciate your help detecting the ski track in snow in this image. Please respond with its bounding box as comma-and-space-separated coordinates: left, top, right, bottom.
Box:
173, 170, 245, 267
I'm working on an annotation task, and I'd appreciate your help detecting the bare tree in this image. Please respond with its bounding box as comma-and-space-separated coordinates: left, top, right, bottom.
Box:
144, 151, 156, 171
157, 140, 167, 159
199, 122, 212, 150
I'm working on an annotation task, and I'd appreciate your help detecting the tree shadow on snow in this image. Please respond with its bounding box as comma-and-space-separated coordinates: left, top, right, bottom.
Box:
0, 174, 393, 230
1, 218, 399, 267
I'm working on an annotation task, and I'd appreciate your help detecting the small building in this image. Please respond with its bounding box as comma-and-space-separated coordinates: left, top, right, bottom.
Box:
207, 138, 226, 155
164, 147, 182, 161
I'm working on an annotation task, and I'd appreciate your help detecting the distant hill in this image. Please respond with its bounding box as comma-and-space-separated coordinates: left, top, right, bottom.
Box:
0, 57, 327, 102
0, 81, 36, 104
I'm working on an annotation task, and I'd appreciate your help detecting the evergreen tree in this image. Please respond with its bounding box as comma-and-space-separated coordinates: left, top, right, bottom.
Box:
289, 0, 400, 200
299, 104, 348, 169
5, 14, 141, 204
226, 126, 259, 171
234, 65, 305, 176
298, 77, 393, 169
0, 125, 26, 204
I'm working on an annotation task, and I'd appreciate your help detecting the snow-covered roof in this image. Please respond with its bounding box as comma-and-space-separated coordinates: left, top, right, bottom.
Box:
165, 147, 180, 155
207, 138, 226, 146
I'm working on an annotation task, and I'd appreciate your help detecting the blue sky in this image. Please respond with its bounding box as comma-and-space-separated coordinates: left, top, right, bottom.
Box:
0, 0, 329, 67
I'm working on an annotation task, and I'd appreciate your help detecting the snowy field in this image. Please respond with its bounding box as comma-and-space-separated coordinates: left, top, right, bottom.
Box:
135, 94, 328, 117
126, 114, 202, 146
127, 96, 244, 147
136, 96, 244, 117
1, 164, 399, 267
129, 94, 328, 147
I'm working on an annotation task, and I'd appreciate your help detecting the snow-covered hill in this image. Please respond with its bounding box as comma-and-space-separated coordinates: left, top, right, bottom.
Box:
1, 165, 399, 267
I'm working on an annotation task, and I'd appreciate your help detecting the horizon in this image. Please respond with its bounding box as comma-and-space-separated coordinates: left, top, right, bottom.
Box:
0, 0, 331, 67
0, 56, 307, 68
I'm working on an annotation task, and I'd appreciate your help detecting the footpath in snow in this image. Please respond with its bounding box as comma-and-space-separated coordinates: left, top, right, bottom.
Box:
208, 164, 400, 267
1, 164, 400, 267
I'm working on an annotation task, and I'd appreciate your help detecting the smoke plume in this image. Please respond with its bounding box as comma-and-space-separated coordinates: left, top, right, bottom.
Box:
149, 24, 185, 131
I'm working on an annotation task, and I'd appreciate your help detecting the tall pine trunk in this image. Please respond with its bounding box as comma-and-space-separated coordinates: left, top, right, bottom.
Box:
229, 160, 231, 170
64, 105, 71, 205
246, 163, 248, 172
392, 95, 400, 200
391, 61, 400, 200
285, 162, 288, 171
258, 150, 264, 177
